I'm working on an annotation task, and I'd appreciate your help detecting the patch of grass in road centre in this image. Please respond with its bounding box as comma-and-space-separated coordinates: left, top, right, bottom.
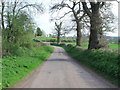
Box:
2, 46, 54, 88
53, 44, 119, 87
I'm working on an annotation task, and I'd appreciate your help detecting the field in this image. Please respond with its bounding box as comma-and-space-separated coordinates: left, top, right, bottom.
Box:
35, 36, 74, 41
2, 46, 54, 88
36, 36, 119, 50
67, 42, 119, 50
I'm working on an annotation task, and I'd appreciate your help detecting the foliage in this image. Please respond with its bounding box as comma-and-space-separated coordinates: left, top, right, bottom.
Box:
1, 1, 52, 88
53, 44, 119, 86
36, 27, 43, 36
2, 46, 54, 88
2, 12, 35, 56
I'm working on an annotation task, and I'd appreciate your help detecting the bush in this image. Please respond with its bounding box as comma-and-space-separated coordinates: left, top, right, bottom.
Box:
49, 39, 56, 42
2, 46, 54, 88
67, 44, 74, 47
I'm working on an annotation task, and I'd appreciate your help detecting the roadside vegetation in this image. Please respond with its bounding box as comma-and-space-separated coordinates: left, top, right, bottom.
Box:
2, 46, 53, 88
1, 0, 119, 89
1, 1, 53, 88
51, 43, 119, 87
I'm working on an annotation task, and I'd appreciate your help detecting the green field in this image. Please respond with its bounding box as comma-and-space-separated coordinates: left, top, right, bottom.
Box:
36, 37, 56, 40
2, 46, 54, 88
36, 36, 119, 50
35, 36, 75, 41
108, 43, 119, 49
68, 42, 119, 50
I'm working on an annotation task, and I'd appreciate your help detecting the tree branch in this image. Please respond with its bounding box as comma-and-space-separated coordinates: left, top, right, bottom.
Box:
82, 2, 92, 18
78, 13, 86, 21
16, 4, 43, 16
56, 11, 72, 20
99, 2, 105, 8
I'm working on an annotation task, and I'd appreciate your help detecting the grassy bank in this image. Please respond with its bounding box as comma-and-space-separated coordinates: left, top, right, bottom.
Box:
2, 46, 54, 88
52, 44, 119, 87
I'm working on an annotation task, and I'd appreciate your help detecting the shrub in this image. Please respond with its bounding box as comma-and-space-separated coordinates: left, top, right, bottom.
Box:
54, 44, 119, 86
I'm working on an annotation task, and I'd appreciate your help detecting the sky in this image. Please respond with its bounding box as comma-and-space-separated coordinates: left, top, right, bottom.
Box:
30, 0, 119, 37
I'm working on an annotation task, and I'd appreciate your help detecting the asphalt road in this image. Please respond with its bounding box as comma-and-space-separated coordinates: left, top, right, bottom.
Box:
13, 46, 116, 88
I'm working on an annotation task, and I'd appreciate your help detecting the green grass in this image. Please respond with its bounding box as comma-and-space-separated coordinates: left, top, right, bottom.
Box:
36, 37, 56, 41
52, 44, 119, 87
108, 43, 119, 49
2, 46, 54, 88
36, 36, 119, 50
65, 46, 119, 86
35, 36, 75, 41
62, 42, 119, 50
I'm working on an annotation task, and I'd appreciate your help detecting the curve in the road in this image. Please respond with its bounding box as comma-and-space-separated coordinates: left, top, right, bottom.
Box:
13, 46, 117, 88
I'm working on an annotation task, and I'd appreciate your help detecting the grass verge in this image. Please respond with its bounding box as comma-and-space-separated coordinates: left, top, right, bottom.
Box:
2, 46, 54, 88
52, 44, 119, 87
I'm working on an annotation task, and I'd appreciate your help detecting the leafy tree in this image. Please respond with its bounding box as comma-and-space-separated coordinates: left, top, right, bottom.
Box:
36, 27, 43, 36
1, 0, 43, 56
2, 12, 35, 55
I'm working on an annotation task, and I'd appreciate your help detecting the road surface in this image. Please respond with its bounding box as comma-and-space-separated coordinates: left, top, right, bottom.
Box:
13, 46, 116, 88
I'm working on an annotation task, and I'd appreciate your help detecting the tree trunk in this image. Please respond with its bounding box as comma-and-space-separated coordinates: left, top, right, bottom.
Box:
76, 22, 82, 46
88, 10, 101, 49
1, 2, 5, 30
57, 30, 60, 44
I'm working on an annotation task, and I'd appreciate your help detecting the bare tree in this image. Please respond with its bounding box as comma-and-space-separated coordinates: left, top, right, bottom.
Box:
51, 0, 86, 46
100, 3, 116, 34
81, 2, 116, 48
82, 1, 105, 49
55, 22, 63, 44
1, 0, 43, 30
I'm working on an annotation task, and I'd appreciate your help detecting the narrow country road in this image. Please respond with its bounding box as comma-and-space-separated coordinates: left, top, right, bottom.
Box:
13, 46, 116, 88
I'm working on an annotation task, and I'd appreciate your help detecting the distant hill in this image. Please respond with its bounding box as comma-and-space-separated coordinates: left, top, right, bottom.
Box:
105, 36, 120, 39
105, 36, 119, 44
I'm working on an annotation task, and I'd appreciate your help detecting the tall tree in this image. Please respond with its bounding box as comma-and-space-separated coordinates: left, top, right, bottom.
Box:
81, 3, 116, 48
51, 0, 86, 46
82, 1, 105, 49
55, 22, 62, 44
1, 0, 43, 42
1, 0, 43, 55
1, 2, 5, 30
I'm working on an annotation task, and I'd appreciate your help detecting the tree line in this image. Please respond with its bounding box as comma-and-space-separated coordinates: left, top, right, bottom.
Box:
50, 0, 116, 50
1, 0, 43, 56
